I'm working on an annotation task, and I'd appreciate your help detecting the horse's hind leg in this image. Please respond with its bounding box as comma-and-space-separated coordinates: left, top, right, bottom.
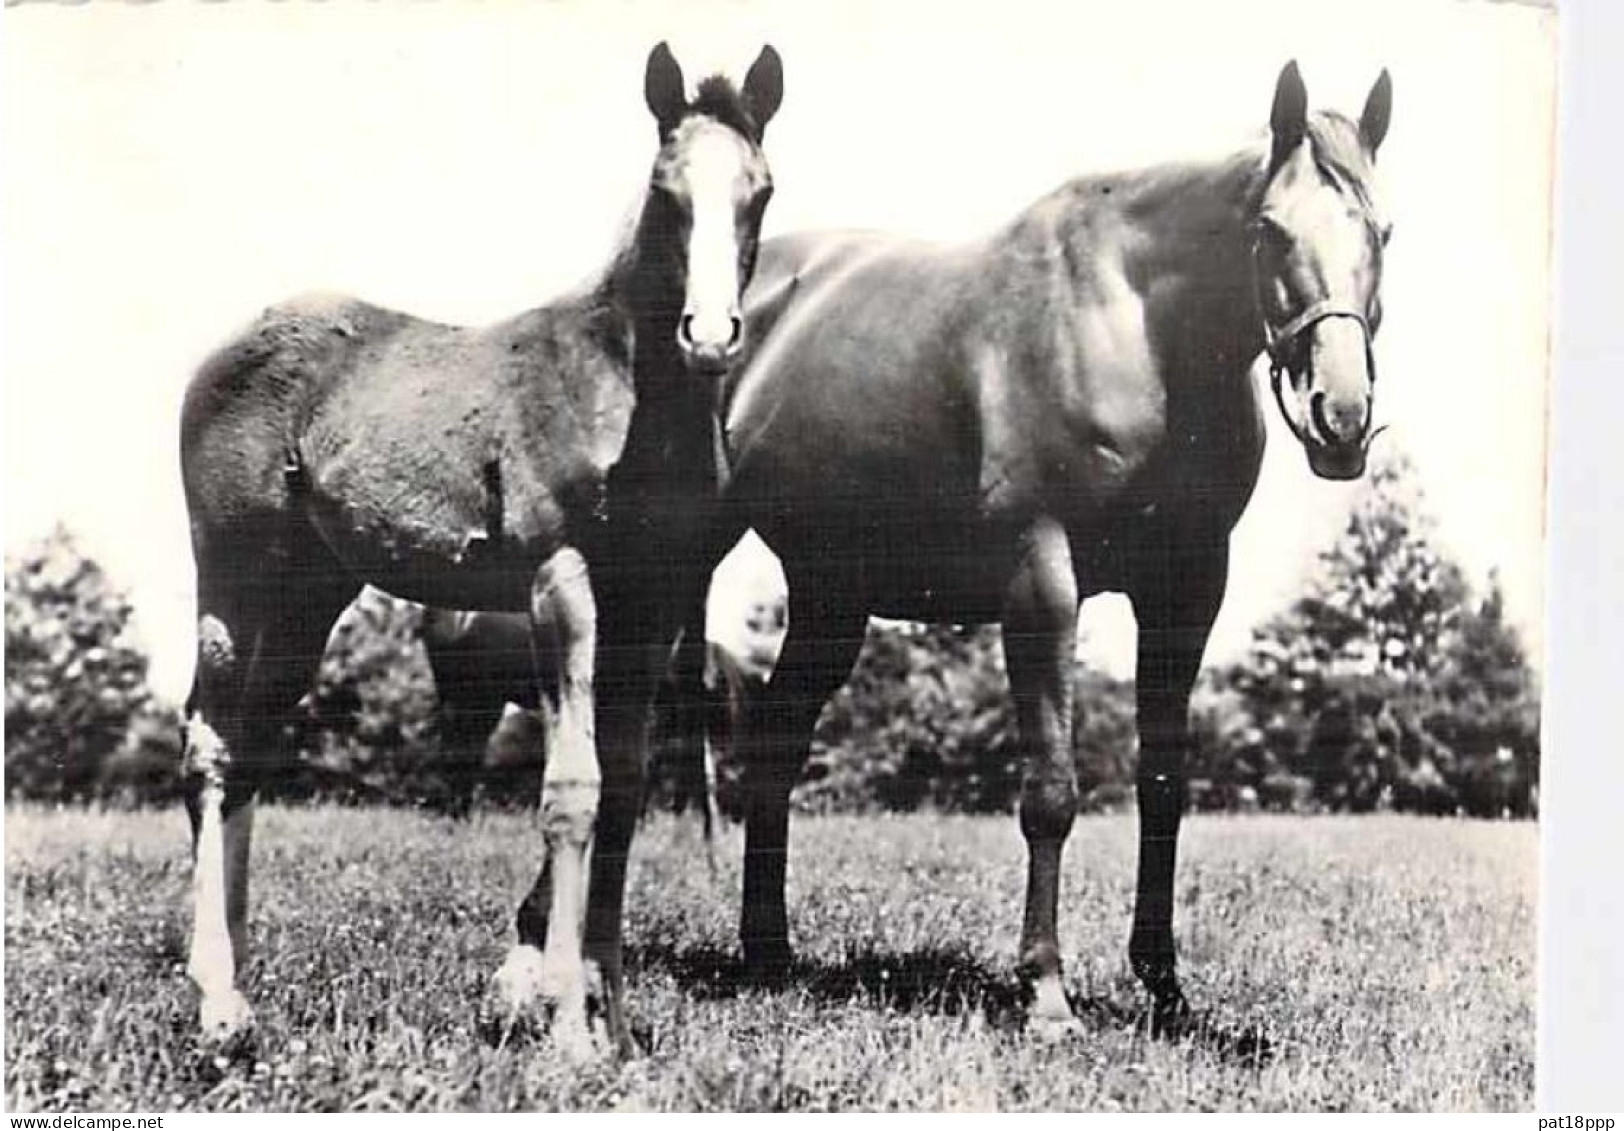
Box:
1003, 518, 1081, 1036
491, 548, 602, 1059
738, 569, 867, 976
182, 604, 256, 1044
182, 565, 357, 1043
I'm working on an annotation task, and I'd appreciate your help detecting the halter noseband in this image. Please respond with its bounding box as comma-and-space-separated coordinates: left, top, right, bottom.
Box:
1260, 294, 1377, 435
1262, 298, 1373, 378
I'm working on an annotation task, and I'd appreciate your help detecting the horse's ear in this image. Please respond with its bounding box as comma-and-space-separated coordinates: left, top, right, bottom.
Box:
742, 45, 784, 137
645, 41, 688, 135
1360, 69, 1393, 156
1270, 60, 1308, 167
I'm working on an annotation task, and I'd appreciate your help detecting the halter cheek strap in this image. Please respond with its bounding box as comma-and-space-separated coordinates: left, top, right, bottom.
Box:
1263, 299, 1373, 377
1262, 299, 1377, 445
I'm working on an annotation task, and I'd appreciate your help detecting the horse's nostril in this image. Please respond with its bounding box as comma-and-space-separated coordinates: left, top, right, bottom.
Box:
679, 314, 696, 346
1310, 390, 1370, 445
1310, 391, 1335, 443
728, 316, 743, 350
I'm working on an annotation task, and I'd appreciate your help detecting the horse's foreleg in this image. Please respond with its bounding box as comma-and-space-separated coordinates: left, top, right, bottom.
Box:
738, 579, 864, 977
667, 595, 718, 862
1003, 518, 1081, 1036
493, 548, 600, 1058
582, 631, 666, 1060
1127, 543, 1228, 1033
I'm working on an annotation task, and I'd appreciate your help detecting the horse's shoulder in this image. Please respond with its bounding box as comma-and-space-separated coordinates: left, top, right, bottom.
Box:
482, 298, 630, 385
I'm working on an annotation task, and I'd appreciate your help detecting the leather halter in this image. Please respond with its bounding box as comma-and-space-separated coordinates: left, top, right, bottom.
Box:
1259, 292, 1377, 434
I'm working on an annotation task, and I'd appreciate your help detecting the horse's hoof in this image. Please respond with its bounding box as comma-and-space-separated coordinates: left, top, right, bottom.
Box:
1027, 1011, 1083, 1043
1023, 969, 1081, 1042
610, 1022, 644, 1062
1149, 991, 1195, 1040
489, 944, 548, 1020
549, 1010, 604, 1063
198, 989, 254, 1048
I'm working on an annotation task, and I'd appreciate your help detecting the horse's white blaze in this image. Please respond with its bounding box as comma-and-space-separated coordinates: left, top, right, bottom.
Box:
681, 126, 751, 351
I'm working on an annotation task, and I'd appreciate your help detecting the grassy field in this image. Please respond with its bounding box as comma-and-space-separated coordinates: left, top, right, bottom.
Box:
3, 804, 1535, 1112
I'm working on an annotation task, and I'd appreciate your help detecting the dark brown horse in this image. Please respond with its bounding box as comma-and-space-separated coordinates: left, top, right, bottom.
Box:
417, 572, 785, 837
694, 62, 1392, 1036
177, 42, 783, 1057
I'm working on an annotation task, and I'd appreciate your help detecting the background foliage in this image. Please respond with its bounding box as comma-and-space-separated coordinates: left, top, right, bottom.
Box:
4, 451, 1539, 817
4, 526, 174, 803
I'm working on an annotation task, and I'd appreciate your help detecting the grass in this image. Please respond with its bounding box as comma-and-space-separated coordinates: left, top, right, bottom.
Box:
3, 804, 1535, 1111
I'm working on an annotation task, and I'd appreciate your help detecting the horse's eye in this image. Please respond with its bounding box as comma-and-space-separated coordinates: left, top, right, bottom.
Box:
1251, 215, 1290, 250
1379, 223, 1394, 248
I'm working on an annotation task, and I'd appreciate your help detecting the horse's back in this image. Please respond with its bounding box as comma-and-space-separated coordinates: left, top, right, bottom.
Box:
181, 287, 632, 604
180, 293, 410, 550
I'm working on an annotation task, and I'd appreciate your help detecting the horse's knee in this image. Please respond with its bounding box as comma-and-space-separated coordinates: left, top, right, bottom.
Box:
1136, 768, 1186, 829
593, 772, 642, 853
540, 777, 599, 850
530, 547, 594, 641
196, 613, 236, 678
184, 612, 244, 775
181, 711, 239, 808
1019, 770, 1078, 843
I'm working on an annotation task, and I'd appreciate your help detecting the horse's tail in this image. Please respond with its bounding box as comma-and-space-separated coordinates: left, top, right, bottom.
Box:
667, 589, 722, 872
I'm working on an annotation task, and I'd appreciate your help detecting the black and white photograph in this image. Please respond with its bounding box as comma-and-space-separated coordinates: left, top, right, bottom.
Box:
2, 0, 1576, 1113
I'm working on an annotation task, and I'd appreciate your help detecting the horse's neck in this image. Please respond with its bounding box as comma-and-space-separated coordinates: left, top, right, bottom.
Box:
1055, 144, 1270, 377
590, 200, 721, 496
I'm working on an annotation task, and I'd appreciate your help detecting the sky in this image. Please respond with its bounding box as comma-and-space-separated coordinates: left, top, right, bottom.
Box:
2, 0, 1555, 702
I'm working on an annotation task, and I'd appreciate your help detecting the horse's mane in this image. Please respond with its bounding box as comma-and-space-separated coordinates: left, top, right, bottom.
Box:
1075, 111, 1383, 235
690, 74, 761, 139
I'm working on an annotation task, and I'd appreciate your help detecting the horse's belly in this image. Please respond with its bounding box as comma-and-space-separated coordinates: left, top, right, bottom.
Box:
755, 502, 1017, 625
296, 437, 574, 610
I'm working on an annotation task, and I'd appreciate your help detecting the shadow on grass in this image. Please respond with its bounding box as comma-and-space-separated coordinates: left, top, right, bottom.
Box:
625, 940, 1273, 1066
629, 941, 1032, 1026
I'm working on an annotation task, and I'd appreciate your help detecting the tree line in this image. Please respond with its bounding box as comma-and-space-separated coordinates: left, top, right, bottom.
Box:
5, 452, 1538, 817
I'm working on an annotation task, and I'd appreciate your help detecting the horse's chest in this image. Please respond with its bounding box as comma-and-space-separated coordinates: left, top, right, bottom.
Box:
1024, 378, 1169, 516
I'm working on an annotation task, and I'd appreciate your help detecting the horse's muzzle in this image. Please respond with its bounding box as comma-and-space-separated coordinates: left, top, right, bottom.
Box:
680, 342, 738, 377
678, 312, 743, 376
1305, 440, 1368, 481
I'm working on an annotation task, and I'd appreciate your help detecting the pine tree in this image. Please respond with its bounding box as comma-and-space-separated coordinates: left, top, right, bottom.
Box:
1290, 451, 1471, 684
1220, 449, 1537, 813
4, 526, 156, 800
1422, 571, 1541, 814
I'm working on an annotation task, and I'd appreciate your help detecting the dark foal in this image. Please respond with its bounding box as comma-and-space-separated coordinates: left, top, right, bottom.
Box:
178, 42, 783, 1057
